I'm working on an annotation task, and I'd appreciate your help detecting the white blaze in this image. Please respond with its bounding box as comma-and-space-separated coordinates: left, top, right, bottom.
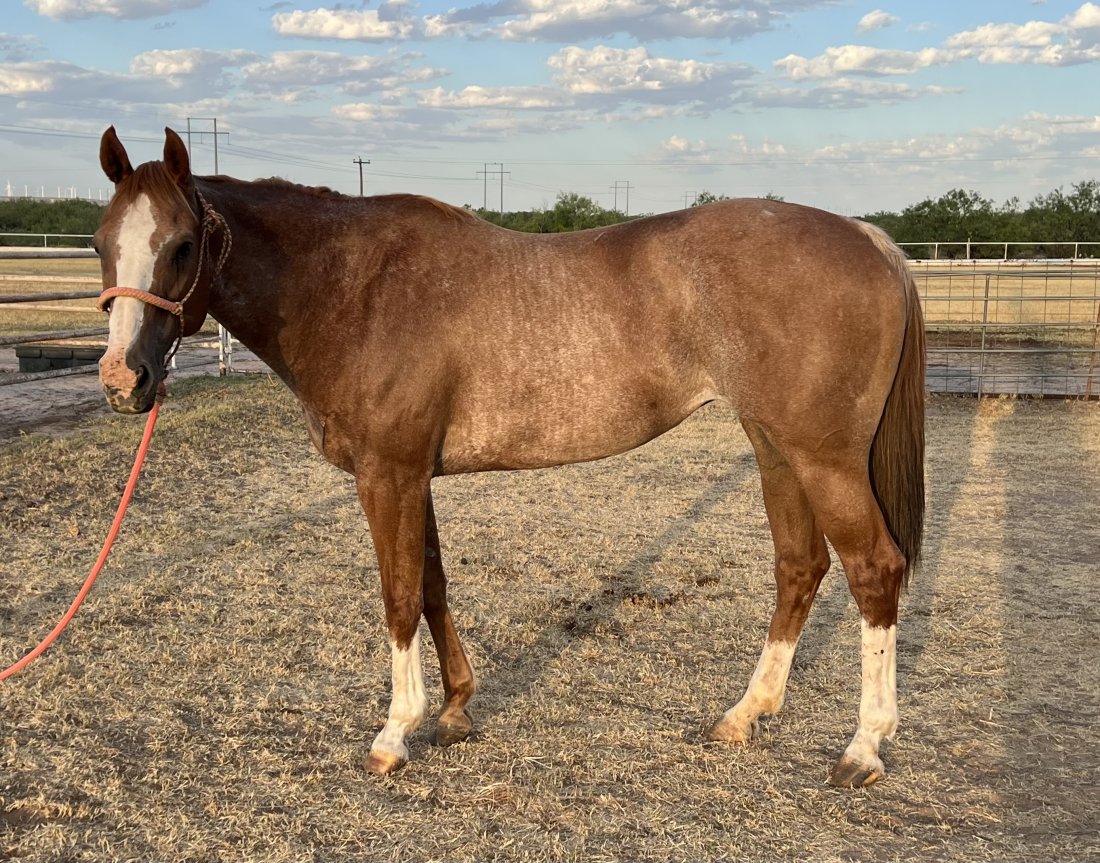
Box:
106, 194, 160, 353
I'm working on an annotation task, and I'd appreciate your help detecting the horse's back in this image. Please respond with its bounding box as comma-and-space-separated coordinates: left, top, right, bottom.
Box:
427, 200, 911, 473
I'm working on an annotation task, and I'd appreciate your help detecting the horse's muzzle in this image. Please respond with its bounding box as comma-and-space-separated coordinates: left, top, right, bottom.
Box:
99, 349, 161, 414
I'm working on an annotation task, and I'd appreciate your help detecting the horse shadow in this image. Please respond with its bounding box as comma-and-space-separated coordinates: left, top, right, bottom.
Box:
452, 448, 763, 736
449, 400, 966, 749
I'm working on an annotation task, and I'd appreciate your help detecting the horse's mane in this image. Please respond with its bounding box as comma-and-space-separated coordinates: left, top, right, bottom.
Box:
115, 165, 475, 227
202, 176, 477, 222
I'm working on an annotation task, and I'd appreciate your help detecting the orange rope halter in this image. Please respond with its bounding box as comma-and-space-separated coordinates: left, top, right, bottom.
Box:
97, 190, 231, 366
0, 389, 163, 680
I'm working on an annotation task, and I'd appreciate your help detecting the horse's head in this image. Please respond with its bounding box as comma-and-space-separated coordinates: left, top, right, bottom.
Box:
94, 126, 220, 413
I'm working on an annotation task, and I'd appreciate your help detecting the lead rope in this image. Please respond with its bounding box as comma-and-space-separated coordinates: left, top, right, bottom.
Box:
0, 379, 166, 680
5, 193, 231, 679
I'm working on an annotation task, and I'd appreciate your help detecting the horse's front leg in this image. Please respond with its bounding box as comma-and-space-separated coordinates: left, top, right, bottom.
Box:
356, 467, 432, 775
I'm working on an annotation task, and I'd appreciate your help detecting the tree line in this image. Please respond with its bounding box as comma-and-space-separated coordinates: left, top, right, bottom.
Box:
481, 181, 1099, 258
860, 181, 1100, 259
4, 179, 1098, 258
0, 198, 104, 246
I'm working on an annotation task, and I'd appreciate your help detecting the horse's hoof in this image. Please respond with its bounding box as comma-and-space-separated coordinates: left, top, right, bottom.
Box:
434, 709, 473, 747
707, 716, 759, 745
364, 749, 407, 776
827, 755, 883, 788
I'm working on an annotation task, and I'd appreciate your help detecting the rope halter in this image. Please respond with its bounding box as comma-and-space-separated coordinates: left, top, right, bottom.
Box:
97, 190, 232, 367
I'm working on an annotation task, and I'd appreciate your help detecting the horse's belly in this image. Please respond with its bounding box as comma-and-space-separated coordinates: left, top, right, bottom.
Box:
438, 386, 717, 474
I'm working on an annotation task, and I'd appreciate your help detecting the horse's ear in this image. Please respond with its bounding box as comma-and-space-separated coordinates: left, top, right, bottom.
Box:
100, 126, 133, 185
163, 127, 192, 189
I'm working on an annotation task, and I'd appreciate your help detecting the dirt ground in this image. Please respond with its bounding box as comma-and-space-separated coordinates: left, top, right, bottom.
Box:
1, 376, 1098, 862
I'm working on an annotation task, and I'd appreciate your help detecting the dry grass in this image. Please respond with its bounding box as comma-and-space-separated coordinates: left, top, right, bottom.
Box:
1, 377, 1097, 861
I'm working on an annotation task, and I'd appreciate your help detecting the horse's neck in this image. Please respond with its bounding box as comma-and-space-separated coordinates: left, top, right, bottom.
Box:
202, 182, 305, 385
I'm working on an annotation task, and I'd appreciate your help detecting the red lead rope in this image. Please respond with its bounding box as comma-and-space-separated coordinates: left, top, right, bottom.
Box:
0, 393, 162, 681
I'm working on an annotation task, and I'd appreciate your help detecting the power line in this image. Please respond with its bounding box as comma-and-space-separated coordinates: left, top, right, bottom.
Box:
353, 156, 370, 196
611, 180, 633, 215
476, 162, 510, 216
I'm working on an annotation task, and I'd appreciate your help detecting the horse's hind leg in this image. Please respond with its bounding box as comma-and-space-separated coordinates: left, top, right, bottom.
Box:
790, 452, 907, 788
709, 420, 831, 744
422, 492, 476, 747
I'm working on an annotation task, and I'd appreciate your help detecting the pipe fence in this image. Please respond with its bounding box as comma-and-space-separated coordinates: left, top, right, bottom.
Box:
898, 240, 1100, 261
0, 247, 237, 385
2, 245, 1099, 398
911, 260, 1100, 398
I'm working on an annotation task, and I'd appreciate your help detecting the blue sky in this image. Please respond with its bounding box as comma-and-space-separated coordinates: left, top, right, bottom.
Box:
2, 1, 1098, 216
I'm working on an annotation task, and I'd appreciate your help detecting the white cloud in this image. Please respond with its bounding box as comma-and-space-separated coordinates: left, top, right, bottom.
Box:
756, 77, 959, 108
272, 6, 420, 41
779, 2, 1100, 83
0, 66, 53, 95
416, 85, 568, 110
23, 0, 206, 20
332, 103, 406, 122
128, 48, 254, 81
856, 9, 898, 34
775, 45, 947, 79
425, 0, 827, 43
945, 2, 1100, 65
659, 135, 712, 160
405, 45, 753, 120
548, 45, 753, 98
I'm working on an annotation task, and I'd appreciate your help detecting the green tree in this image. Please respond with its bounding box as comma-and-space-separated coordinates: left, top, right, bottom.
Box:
0, 198, 105, 245
1022, 180, 1100, 256
475, 192, 637, 233
691, 190, 730, 207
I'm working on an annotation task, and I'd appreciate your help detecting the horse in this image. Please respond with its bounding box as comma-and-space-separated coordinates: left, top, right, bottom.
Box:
93, 126, 925, 788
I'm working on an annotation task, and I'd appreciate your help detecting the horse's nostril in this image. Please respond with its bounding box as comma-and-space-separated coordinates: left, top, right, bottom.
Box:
135, 364, 150, 389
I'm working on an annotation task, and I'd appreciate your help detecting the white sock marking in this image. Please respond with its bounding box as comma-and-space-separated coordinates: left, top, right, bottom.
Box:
719, 638, 796, 733
842, 620, 898, 770
371, 634, 428, 762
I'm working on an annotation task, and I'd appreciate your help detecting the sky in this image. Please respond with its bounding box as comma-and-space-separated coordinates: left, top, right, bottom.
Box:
1, 0, 1099, 216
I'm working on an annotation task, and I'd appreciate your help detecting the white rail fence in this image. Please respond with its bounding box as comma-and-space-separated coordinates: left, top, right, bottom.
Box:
898, 240, 1100, 261
0, 247, 237, 387
2, 245, 1099, 398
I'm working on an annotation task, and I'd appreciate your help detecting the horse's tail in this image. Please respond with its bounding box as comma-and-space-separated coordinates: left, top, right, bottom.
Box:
858, 221, 926, 587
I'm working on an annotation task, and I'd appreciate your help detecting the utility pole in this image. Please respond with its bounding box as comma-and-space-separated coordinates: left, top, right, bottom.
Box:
477, 162, 510, 216
611, 180, 633, 215
186, 117, 228, 174
353, 156, 370, 196
683, 190, 698, 209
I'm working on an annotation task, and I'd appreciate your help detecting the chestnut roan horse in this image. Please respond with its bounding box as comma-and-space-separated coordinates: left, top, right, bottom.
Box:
94, 127, 924, 787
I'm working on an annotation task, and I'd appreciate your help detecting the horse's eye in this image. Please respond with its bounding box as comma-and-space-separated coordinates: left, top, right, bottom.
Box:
173, 241, 193, 266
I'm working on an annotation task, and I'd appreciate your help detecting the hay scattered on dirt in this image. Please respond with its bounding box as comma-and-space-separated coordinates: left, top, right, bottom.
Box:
2, 376, 1098, 861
